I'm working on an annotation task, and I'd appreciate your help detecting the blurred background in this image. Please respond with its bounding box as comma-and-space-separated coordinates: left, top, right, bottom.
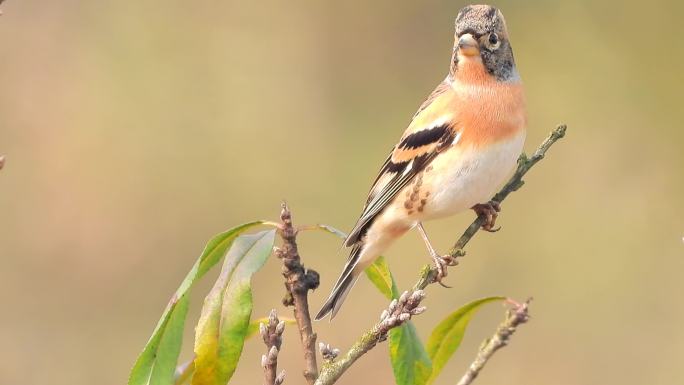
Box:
1, 0, 683, 384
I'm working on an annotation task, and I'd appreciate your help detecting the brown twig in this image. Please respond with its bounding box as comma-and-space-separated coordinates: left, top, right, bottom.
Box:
456, 300, 531, 385
260, 309, 286, 385
314, 290, 426, 385
314, 125, 567, 385
275, 203, 320, 385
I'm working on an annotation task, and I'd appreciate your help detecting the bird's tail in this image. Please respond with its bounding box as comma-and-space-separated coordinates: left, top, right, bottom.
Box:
315, 244, 365, 320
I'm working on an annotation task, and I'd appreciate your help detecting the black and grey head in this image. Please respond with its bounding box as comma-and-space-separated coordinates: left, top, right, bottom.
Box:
450, 5, 518, 81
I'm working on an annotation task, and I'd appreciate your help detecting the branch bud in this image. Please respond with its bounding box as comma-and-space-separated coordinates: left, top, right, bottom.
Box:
276, 320, 286, 335
268, 345, 279, 362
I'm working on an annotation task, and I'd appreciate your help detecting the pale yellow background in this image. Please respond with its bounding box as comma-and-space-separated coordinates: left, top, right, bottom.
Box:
1, 1, 682, 384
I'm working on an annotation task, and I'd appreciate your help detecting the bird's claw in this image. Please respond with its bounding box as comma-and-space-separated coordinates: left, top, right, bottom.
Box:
472, 201, 501, 232
432, 254, 453, 288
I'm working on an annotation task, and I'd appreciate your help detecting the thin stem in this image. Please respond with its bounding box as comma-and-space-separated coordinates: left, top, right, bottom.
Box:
314, 290, 427, 385
456, 300, 531, 385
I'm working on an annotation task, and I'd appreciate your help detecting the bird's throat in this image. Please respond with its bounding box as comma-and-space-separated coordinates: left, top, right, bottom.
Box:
451, 54, 492, 85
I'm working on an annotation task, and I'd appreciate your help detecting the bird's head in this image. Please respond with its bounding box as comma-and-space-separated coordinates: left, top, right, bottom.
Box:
450, 5, 518, 82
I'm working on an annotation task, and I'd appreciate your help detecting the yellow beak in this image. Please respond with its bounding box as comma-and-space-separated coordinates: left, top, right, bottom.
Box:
457, 34, 480, 57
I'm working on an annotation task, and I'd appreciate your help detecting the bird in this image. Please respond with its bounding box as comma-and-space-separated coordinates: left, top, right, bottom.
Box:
315, 4, 527, 321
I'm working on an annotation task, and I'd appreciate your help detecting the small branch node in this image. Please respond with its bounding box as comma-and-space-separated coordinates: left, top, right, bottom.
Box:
319, 342, 341, 362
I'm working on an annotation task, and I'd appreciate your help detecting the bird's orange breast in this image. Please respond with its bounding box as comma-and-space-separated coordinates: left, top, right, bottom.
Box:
411, 62, 526, 149
455, 81, 526, 147
453, 57, 526, 147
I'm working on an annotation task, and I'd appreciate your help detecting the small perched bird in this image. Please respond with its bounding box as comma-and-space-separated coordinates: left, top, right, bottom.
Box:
316, 5, 527, 320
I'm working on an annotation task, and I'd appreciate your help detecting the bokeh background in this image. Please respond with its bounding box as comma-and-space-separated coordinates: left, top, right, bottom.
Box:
1, 0, 683, 384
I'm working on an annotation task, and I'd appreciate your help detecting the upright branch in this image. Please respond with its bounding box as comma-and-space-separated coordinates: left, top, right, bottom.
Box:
314, 125, 567, 385
275, 203, 320, 384
456, 300, 531, 385
260, 309, 286, 385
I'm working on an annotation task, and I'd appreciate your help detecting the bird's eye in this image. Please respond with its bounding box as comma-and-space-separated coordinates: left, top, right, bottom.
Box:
489, 33, 498, 44
485, 33, 501, 50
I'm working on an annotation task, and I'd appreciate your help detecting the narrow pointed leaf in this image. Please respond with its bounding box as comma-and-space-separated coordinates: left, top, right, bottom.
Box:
128, 221, 263, 385
390, 322, 433, 385
425, 296, 505, 384
191, 230, 276, 385
147, 295, 189, 385
364, 256, 400, 300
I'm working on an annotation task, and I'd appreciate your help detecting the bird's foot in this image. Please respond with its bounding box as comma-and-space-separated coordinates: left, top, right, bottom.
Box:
431, 254, 456, 288
472, 201, 501, 232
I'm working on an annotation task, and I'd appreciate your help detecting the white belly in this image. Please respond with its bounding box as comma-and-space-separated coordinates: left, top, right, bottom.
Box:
421, 130, 526, 219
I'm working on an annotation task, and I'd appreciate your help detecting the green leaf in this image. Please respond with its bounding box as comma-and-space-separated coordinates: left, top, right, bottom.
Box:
191, 230, 276, 385
364, 256, 400, 300
390, 322, 433, 385
425, 296, 505, 384
128, 221, 263, 385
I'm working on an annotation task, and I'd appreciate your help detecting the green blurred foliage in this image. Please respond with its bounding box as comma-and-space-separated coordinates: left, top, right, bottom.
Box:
1, 1, 683, 385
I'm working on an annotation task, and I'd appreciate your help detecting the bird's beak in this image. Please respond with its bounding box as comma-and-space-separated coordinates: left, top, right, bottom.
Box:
457, 34, 479, 57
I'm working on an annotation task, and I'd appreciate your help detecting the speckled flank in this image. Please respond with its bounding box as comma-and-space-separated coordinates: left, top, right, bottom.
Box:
403, 172, 423, 214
